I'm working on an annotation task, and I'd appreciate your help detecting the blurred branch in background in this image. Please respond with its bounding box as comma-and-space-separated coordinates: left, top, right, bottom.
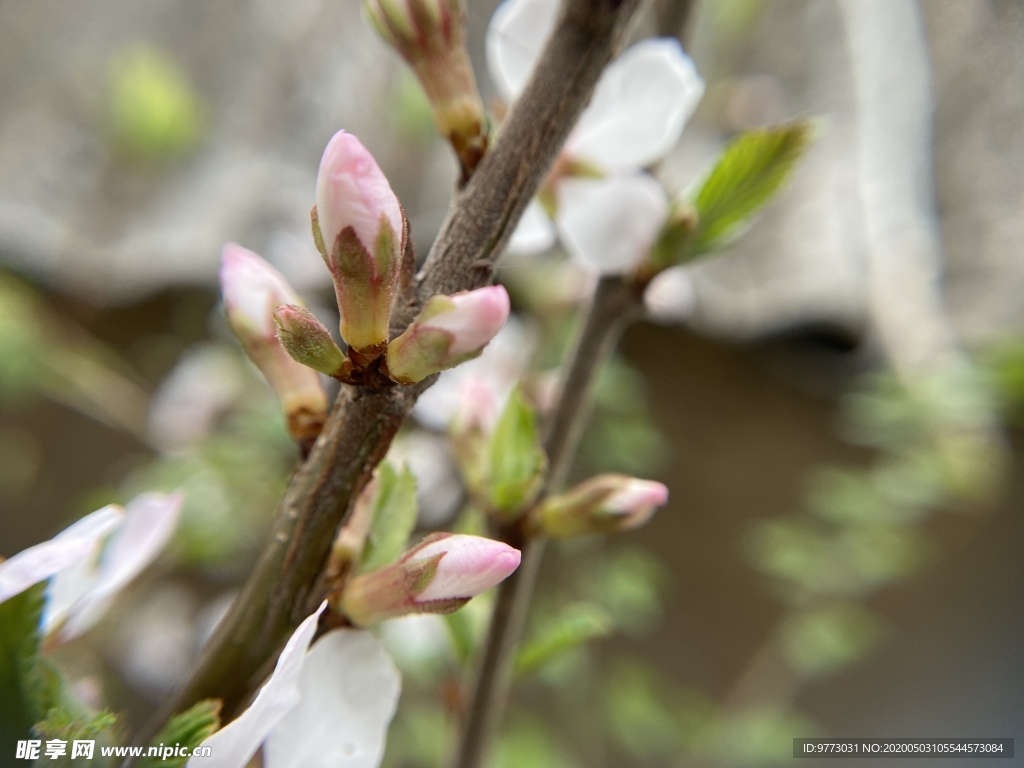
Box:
0, 274, 151, 447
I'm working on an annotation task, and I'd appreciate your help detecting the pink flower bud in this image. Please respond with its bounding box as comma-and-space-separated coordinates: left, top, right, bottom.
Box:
407, 533, 521, 602
533, 474, 669, 538
338, 533, 520, 626
274, 304, 349, 378
385, 286, 511, 383
365, 0, 487, 175
314, 131, 405, 355
366, 0, 453, 54
221, 243, 304, 339
220, 243, 327, 443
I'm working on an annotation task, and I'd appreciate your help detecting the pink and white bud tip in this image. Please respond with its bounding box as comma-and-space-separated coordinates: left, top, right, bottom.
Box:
220, 243, 303, 339
408, 533, 521, 603
338, 533, 520, 626
385, 285, 511, 383
533, 474, 669, 538
313, 130, 406, 356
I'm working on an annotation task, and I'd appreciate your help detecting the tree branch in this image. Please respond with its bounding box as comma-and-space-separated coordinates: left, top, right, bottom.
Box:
148, 0, 643, 734
451, 276, 642, 768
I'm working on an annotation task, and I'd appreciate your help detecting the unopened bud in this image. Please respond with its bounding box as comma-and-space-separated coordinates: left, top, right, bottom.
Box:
274, 304, 349, 379
364, 0, 487, 175
531, 474, 668, 538
220, 243, 328, 443
385, 286, 510, 384
338, 533, 520, 626
313, 130, 406, 358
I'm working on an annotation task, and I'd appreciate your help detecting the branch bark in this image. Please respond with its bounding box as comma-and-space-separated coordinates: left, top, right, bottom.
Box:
451, 276, 642, 768
149, 0, 643, 732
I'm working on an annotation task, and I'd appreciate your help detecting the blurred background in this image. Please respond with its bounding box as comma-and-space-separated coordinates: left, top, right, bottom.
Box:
1, 0, 1022, 765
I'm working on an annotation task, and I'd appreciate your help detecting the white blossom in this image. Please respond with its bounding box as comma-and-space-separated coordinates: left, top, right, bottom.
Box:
0, 492, 182, 642
487, 0, 704, 273
190, 603, 401, 768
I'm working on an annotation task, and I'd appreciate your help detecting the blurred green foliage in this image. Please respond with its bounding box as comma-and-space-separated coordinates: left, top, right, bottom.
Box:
106, 45, 205, 164
140, 700, 220, 768
123, 388, 295, 567
390, 69, 439, 141
358, 463, 419, 575
779, 603, 882, 678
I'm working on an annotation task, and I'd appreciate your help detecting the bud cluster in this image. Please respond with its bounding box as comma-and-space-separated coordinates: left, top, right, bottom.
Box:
220, 129, 510, 429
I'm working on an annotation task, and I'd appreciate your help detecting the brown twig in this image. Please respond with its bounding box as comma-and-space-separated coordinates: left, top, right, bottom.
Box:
145, 0, 643, 737
451, 276, 642, 768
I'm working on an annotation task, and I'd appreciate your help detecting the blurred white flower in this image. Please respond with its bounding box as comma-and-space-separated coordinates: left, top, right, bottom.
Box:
487, 0, 704, 272
379, 614, 450, 669
191, 603, 401, 768
47, 492, 184, 641
643, 265, 697, 323
148, 344, 245, 451
385, 431, 461, 526
0, 492, 183, 642
112, 584, 197, 695
0, 506, 122, 605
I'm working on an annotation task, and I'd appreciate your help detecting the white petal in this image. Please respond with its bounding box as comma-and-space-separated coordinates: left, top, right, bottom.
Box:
43, 506, 126, 633
486, 0, 559, 101
264, 629, 401, 768
0, 506, 123, 606
59, 491, 184, 640
570, 39, 704, 171
644, 266, 696, 323
507, 199, 557, 256
188, 603, 327, 768
556, 175, 668, 274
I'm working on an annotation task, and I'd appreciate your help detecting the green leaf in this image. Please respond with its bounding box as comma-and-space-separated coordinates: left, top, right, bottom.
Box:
358, 462, 419, 574
139, 700, 221, 768
516, 603, 612, 678
442, 609, 477, 666
493, 715, 580, 768
0, 583, 49, 753
487, 386, 547, 517
0, 588, 120, 764
107, 45, 205, 163
780, 603, 883, 678
691, 120, 814, 255
579, 546, 668, 632
34, 704, 117, 744
603, 661, 686, 759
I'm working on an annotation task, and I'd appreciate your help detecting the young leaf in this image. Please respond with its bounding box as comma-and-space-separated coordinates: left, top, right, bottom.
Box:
34, 704, 117, 743
138, 700, 221, 768
691, 120, 814, 256
515, 602, 612, 678
487, 386, 547, 517
357, 462, 419, 574
780, 603, 883, 678
442, 608, 477, 666
0, 588, 120, 760
0, 583, 51, 753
